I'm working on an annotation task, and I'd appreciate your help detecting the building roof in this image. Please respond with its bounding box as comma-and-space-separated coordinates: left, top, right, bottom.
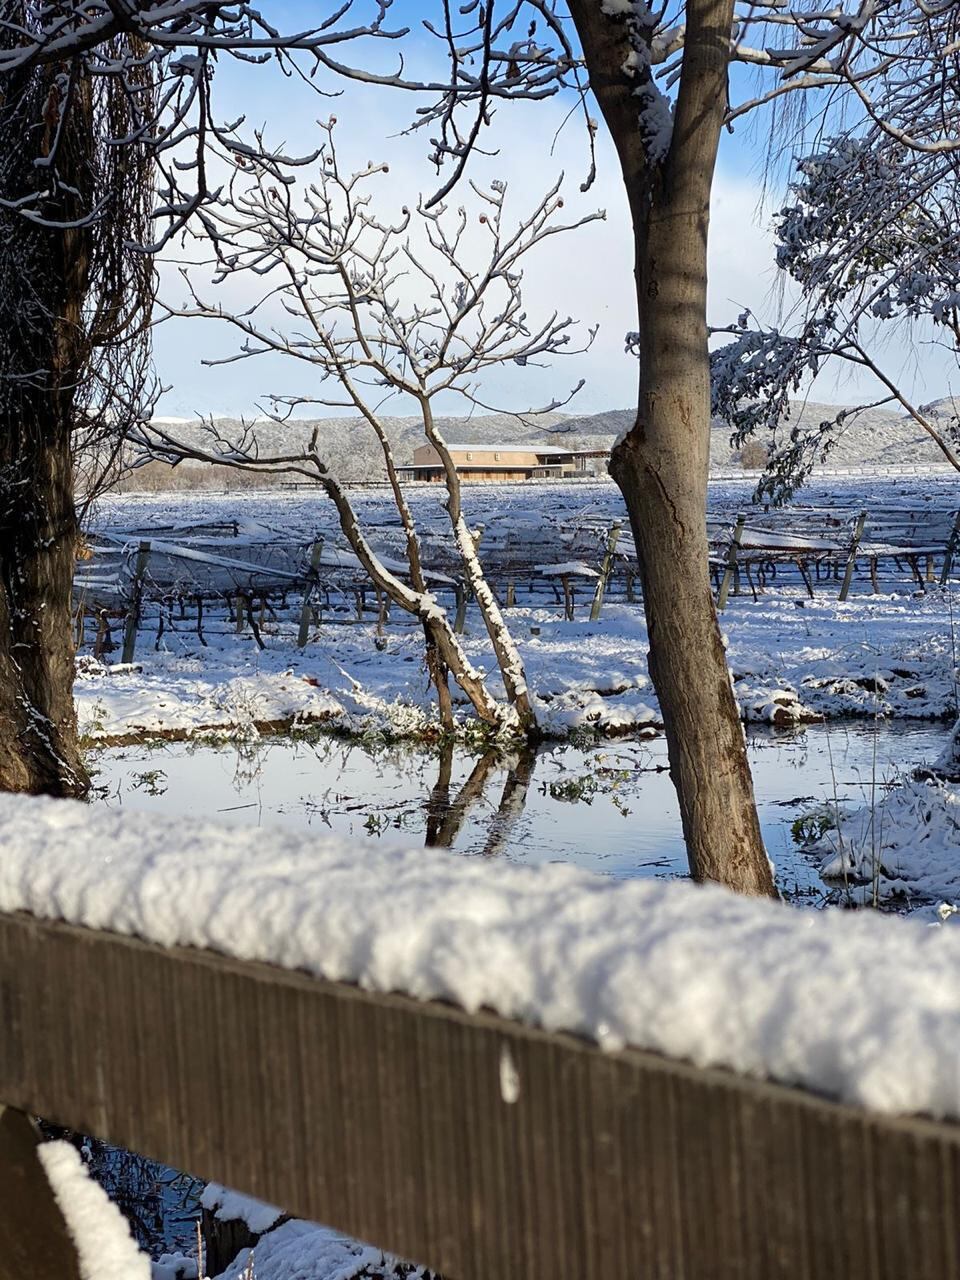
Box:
442, 442, 609, 458
444, 443, 573, 456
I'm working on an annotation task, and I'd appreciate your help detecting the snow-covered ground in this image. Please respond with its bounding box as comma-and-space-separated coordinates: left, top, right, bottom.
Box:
76, 478, 960, 743
74, 588, 959, 742
803, 724, 960, 910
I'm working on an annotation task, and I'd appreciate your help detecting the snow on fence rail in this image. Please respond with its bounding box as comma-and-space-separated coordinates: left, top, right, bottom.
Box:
3, 794, 960, 1278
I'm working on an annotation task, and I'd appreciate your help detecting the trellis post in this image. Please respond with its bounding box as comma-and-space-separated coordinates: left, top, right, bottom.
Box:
590, 520, 623, 621
717, 516, 745, 611
120, 540, 151, 664
838, 512, 867, 603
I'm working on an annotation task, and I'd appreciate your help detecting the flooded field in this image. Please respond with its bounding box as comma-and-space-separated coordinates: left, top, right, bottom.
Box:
90, 721, 951, 901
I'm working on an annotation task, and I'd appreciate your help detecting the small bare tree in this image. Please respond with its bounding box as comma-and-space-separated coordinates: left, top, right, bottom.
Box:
145, 124, 601, 737
712, 119, 960, 498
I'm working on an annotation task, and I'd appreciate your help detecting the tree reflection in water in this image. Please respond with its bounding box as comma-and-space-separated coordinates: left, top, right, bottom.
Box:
424, 740, 537, 856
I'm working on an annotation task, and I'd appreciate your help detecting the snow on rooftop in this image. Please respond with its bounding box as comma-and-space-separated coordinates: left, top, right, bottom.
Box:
5, 794, 960, 1119
443, 443, 584, 455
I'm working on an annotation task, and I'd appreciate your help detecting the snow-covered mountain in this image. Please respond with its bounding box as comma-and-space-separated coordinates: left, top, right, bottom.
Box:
135, 396, 959, 487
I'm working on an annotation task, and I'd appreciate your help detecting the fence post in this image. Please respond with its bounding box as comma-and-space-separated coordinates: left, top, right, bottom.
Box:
298, 538, 325, 649
0, 1107, 82, 1280
838, 511, 867, 603
590, 520, 623, 621
941, 509, 960, 586
453, 582, 468, 634
120, 540, 151, 664
717, 516, 745, 612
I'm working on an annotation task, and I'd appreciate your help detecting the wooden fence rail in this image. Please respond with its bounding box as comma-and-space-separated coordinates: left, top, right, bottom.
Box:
2, 908, 960, 1279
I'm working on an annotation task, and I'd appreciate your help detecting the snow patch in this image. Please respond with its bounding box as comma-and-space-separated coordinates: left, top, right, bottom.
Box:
816, 778, 960, 906
217, 1220, 425, 1280
39, 1141, 150, 1280
201, 1183, 283, 1234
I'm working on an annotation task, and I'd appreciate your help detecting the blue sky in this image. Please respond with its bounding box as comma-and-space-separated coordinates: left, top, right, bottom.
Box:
152, 3, 958, 419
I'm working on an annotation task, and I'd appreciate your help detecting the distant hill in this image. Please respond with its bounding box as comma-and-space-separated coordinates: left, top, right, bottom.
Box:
129, 397, 958, 490
142, 411, 574, 484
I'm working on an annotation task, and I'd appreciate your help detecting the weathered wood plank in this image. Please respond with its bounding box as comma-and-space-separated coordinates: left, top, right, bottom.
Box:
0, 1107, 82, 1280
2, 908, 960, 1279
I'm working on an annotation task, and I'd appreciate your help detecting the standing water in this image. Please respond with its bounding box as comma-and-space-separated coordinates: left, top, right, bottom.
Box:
90, 721, 950, 900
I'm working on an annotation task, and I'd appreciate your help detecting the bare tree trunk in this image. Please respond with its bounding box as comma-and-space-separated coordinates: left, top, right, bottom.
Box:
314, 465, 504, 727
568, 0, 775, 895
423, 622, 455, 733
0, 60, 91, 796
327, 356, 455, 730
420, 397, 538, 736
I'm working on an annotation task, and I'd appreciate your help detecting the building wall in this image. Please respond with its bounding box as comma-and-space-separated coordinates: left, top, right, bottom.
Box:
412, 467, 533, 483
412, 444, 544, 468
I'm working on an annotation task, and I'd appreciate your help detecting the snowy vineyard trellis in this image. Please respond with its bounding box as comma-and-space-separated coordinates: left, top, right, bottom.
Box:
74, 497, 960, 663
3, 904, 960, 1280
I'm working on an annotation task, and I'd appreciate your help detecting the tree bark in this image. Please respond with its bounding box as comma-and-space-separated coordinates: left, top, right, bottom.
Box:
313, 465, 505, 727
568, 0, 775, 895
420, 397, 539, 735
0, 58, 92, 796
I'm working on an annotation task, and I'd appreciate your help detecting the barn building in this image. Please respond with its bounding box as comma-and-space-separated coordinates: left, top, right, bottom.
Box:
398, 443, 607, 483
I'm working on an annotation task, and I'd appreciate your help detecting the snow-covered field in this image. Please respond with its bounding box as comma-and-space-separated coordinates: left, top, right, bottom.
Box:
77, 475, 960, 742
73, 588, 960, 742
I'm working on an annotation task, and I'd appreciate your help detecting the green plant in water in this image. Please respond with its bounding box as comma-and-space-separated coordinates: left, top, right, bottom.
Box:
790, 807, 837, 845
546, 773, 601, 804
130, 768, 168, 796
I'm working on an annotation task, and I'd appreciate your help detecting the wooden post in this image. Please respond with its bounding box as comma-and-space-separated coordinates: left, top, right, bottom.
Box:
561, 575, 574, 621
717, 516, 745, 612
454, 582, 468, 635
234, 595, 245, 634
121, 540, 151, 664
0, 1107, 82, 1280
590, 521, 623, 622
941, 509, 960, 586
506, 580, 516, 609
375, 587, 389, 650
838, 512, 867, 603
298, 538, 325, 649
